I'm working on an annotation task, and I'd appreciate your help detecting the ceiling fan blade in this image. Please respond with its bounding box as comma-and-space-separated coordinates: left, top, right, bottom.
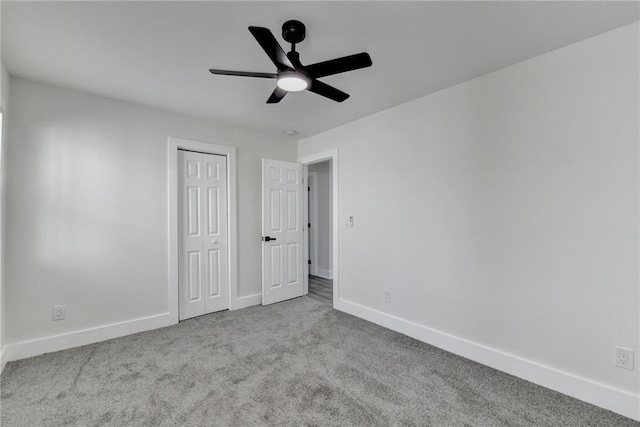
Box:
307, 80, 350, 103
266, 87, 288, 104
209, 69, 277, 79
248, 26, 294, 70
305, 52, 372, 78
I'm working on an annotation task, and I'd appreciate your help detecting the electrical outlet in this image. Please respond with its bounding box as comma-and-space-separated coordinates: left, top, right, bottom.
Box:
383, 289, 391, 304
52, 305, 66, 321
615, 347, 634, 370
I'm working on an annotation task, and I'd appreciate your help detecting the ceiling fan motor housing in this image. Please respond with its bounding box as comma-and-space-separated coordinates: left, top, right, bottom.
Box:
282, 20, 306, 44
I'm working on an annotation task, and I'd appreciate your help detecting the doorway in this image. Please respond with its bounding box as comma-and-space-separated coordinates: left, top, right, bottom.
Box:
302, 155, 336, 306
259, 149, 339, 309
306, 160, 333, 304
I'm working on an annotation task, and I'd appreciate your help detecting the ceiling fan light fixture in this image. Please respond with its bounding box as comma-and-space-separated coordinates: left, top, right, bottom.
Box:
277, 72, 309, 92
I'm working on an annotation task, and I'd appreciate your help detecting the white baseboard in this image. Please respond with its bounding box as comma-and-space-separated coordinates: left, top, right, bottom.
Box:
4, 293, 264, 365
317, 268, 333, 280
3, 312, 174, 364
336, 298, 640, 422
231, 293, 261, 310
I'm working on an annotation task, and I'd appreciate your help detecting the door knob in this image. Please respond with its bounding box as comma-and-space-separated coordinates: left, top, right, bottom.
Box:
262, 236, 277, 242
212, 240, 218, 244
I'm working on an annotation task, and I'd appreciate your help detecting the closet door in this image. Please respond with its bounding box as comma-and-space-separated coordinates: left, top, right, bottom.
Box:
178, 150, 228, 320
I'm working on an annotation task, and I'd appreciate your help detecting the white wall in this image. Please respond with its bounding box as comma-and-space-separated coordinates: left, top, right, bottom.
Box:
308, 161, 332, 276
300, 23, 639, 418
4, 78, 296, 347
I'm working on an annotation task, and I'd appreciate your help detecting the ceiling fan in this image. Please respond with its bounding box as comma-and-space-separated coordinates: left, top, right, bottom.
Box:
209, 20, 372, 103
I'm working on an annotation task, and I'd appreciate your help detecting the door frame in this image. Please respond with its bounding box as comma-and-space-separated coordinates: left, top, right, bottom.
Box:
307, 171, 319, 277
168, 137, 238, 323
299, 149, 339, 308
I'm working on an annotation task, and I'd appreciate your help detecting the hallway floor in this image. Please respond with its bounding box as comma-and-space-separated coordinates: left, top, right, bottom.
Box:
308, 275, 332, 305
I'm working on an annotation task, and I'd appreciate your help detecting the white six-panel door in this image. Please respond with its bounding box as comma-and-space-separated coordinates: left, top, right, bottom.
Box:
262, 159, 304, 305
178, 150, 228, 320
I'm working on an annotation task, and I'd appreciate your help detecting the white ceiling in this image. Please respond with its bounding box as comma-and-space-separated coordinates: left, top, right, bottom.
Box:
3, 1, 638, 138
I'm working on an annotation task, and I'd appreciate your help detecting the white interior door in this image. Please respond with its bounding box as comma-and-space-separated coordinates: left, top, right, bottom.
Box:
179, 150, 228, 320
262, 159, 304, 305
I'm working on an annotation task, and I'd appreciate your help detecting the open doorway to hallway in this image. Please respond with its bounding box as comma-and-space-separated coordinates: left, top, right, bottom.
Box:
307, 160, 333, 304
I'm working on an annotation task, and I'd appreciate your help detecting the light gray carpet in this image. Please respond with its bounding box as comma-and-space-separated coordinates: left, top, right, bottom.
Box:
1, 296, 637, 426
308, 276, 332, 304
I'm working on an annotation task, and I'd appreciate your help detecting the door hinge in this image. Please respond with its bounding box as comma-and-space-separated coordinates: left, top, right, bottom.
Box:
308, 260, 311, 265
308, 186, 310, 192
308, 223, 311, 228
